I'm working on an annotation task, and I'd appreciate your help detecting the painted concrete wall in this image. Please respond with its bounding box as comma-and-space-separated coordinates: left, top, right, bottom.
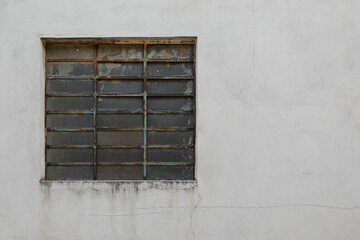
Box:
1, 0, 360, 239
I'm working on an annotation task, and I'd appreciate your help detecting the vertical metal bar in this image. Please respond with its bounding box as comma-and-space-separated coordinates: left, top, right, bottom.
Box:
193, 41, 197, 180
143, 43, 148, 179
93, 44, 98, 180
44, 42, 48, 180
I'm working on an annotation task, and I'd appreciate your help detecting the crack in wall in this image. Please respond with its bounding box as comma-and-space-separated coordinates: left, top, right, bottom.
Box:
95, 204, 360, 212
189, 186, 202, 240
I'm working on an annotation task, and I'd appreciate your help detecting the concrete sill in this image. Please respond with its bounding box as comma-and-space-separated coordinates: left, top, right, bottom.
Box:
39, 180, 197, 191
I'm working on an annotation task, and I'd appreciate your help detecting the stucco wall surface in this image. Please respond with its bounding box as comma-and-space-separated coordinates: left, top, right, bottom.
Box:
1, 0, 360, 239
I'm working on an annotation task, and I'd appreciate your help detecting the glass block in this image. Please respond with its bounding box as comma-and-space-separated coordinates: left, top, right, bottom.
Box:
47, 149, 93, 163
47, 80, 93, 94
46, 44, 93, 59
47, 132, 94, 145
46, 166, 93, 180
97, 114, 143, 128
97, 131, 143, 145
98, 80, 143, 93
148, 97, 193, 111
47, 62, 93, 77
148, 114, 193, 128
98, 63, 143, 76
97, 166, 143, 180
97, 97, 143, 111
147, 166, 193, 180
47, 114, 93, 128
147, 80, 193, 94
97, 149, 143, 163
46, 97, 94, 111
148, 131, 194, 145
147, 149, 194, 162
147, 63, 194, 77
147, 44, 194, 59
98, 44, 144, 60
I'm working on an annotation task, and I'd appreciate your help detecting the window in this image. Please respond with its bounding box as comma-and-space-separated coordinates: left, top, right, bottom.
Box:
44, 38, 196, 180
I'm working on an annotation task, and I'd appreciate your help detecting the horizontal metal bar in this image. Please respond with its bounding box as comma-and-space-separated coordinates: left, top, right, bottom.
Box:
46, 127, 192, 132
147, 162, 194, 166
46, 58, 93, 62
147, 145, 194, 149
47, 145, 94, 149
46, 111, 94, 114
47, 128, 94, 132
47, 76, 94, 80
97, 59, 143, 63
46, 110, 192, 115
96, 93, 144, 97
96, 128, 143, 132
47, 162, 194, 166
97, 145, 144, 149
147, 93, 194, 97
147, 110, 193, 114
98, 162, 194, 166
47, 144, 193, 149
47, 162, 93, 166
95, 76, 194, 80
97, 162, 143, 166
47, 93, 93, 97
95, 59, 193, 63
97, 93, 192, 97
147, 59, 194, 63
147, 76, 194, 80
96, 76, 144, 80
47, 93, 192, 98
147, 128, 193, 132
97, 110, 143, 114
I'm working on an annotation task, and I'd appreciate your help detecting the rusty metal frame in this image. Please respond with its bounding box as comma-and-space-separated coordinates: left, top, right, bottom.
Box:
43, 37, 196, 180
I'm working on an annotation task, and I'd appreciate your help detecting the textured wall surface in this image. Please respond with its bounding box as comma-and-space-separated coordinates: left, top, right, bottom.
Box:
1, 0, 360, 239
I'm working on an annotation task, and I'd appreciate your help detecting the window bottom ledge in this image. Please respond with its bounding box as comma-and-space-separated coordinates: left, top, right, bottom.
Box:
39, 179, 197, 191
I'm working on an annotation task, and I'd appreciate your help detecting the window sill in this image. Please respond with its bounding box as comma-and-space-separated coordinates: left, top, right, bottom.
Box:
39, 180, 197, 191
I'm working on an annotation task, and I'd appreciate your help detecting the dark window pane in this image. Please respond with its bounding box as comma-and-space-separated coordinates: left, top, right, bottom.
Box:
147, 166, 193, 180
46, 97, 93, 111
98, 80, 143, 93
148, 114, 193, 128
97, 114, 143, 128
97, 97, 143, 111
97, 166, 143, 180
47, 62, 93, 77
97, 131, 143, 145
147, 44, 194, 59
97, 149, 143, 163
46, 44, 93, 59
47, 114, 93, 128
47, 166, 93, 180
147, 149, 194, 162
148, 80, 193, 94
45, 40, 196, 180
47, 80, 93, 94
47, 132, 94, 145
147, 63, 194, 77
98, 44, 144, 60
47, 149, 93, 163
148, 131, 194, 145
148, 97, 193, 111
98, 63, 143, 76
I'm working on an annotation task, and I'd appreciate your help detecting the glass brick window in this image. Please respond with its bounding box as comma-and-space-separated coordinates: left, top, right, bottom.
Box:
44, 38, 196, 180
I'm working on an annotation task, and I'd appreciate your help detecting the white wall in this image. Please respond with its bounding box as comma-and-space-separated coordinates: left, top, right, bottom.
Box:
1, 0, 360, 239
